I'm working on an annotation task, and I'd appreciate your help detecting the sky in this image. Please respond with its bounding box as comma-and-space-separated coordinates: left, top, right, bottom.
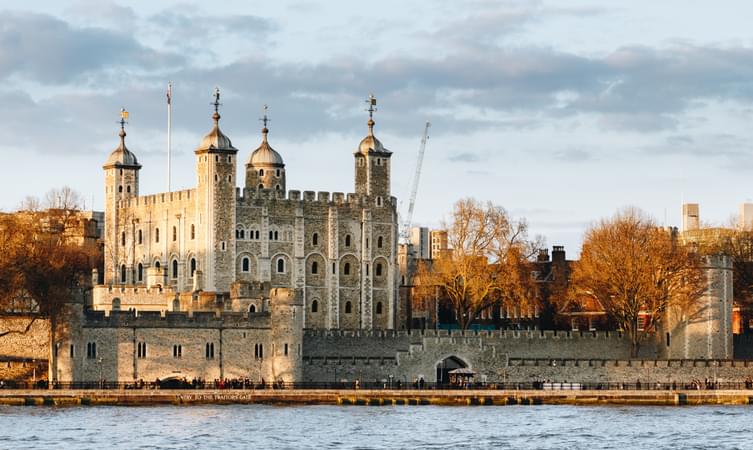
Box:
2, 0, 753, 255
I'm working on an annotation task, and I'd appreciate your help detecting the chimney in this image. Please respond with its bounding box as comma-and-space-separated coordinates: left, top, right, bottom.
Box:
552, 246, 566, 263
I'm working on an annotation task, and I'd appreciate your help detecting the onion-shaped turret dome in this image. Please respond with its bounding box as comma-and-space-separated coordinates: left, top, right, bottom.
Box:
356, 118, 391, 156
247, 127, 284, 166
103, 122, 141, 169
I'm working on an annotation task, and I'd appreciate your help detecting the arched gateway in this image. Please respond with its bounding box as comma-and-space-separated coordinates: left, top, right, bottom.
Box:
436, 356, 468, 384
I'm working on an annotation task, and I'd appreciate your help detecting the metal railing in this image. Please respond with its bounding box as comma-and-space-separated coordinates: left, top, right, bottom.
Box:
2, 379, 753, 391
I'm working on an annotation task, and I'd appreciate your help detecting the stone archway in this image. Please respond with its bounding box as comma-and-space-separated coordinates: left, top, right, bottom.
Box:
436, 356, 468, 384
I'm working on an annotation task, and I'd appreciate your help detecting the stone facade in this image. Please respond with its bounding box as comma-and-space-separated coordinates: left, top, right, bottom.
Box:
96, 96, 398, 331
53, 288, 302, 383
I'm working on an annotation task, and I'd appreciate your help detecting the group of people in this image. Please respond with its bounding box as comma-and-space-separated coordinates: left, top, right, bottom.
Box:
126, 377, 286, 390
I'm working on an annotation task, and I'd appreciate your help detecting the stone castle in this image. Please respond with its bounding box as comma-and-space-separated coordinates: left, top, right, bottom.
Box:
96, 91, 397, 331
3, 91, 748, 387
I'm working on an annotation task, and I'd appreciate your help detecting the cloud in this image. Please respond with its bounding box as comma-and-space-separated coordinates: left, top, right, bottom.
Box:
448, 152, 484, 163
552, 148, 594, 163
0, 11, 183, 84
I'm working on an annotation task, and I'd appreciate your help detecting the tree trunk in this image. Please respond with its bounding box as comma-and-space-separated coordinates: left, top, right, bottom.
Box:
48, 314, 56, 390
629, 326, 641, 358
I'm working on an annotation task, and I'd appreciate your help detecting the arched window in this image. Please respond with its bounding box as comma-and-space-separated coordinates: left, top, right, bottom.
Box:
190, 224, 195, 240
376, 263, 383, 277
171, 259, 178, 279
259, 169, 264, 176
249, 304, 256, 313
311, 261, 318, 275
311, 299, 318, 313
376, 196, 382, 207
343, 263, 350, 275
121, 232, 126, 246
242, 257, 250, 273
190, 258, 196, 277
172, 226, 177, 242
120, 265, 126, 283
366, 264, 369, 276
332, 263, 336, 274
155, 228, 160, 243
345, 234, 351, 247
118, 185, 123, 193
127, 185, 131, 193
312, 233, 318, 246
155, 261, 161, 269
277, 258, 285, 273
138, 230, 143, 245
172, 299, 180, 311
275, 184, 281, 191
376, 302, 383, 315
112, 298, 121, 311
255, 230, 260, 239
276, 169, 280, 177
258, 184, 264, 190
377, 236, 383, 248
274, 231, 279, 240
137, 263, 143, 282
345, 301, 352, 314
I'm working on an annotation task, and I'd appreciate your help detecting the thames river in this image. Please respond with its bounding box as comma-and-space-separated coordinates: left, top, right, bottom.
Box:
1, 404, 751, 449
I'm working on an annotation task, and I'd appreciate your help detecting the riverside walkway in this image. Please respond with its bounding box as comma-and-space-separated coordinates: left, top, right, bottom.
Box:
2, 389, 753, 406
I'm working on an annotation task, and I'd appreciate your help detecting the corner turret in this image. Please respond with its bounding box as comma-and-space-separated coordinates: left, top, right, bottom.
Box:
354, 94, 391, 200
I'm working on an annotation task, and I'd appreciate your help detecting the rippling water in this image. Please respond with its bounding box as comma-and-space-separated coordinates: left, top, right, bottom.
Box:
1, 404, 752, 449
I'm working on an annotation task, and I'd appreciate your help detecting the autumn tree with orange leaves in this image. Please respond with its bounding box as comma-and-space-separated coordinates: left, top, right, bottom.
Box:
570, 208, 706, 357
414, 198, 542, 330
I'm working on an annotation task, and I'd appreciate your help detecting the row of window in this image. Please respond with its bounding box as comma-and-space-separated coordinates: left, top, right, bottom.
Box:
257, 168, 282, 177
122, 225, 197, 247
119, 258, 197, 283
308, 300, 383, 315
123, 227, 388, 249
78, 342, 266, 360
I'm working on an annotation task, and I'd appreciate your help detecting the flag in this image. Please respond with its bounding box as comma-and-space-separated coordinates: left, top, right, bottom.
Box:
167, 82, 172, 105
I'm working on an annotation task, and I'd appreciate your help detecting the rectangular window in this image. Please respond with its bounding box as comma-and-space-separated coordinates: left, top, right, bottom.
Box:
86, 342, 97, 359
284, 343, 289, 356
137, 342, 147, 359
69, 344, 75, 358
173, 344, 182, 359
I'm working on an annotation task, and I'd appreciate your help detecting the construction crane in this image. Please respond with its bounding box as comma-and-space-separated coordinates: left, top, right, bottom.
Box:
400, 121, 431, 243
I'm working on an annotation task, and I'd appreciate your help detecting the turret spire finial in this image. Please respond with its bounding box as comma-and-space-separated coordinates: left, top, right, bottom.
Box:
365, 94, 377, 136
118, 107, 129, 145
212, 86, 221, 123
259, 104, 270, 142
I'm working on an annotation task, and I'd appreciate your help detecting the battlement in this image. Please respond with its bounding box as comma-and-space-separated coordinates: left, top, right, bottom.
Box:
304, 328, 627, 340
117, 188, 196, 209
82, 309, 270, 329
236, 188, 397, 208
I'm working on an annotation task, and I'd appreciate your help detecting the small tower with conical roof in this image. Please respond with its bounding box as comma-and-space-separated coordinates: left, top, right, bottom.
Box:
246, 105, 286, 191
103, 109, 141, 284
195, 88, 238, 293
354, 94, 392, 200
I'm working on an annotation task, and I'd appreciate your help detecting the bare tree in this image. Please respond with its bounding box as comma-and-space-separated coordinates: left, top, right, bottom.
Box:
414, 198, 542, 330
570, 208, 706, 357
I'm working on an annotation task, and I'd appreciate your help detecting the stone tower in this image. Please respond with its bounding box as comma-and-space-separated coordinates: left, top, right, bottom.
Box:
662, 254, 734, 359
245, 111, 286, 192
354, 95, 392, 200
102, 111, 141, 284
268, 288, 303, 382
195, 89, 238, 293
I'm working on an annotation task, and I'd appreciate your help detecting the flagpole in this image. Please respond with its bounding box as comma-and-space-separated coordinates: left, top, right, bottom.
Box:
167, 82, 172, 192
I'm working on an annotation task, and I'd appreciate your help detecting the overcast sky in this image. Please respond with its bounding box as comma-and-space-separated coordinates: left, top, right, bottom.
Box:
2, 0, 753, 255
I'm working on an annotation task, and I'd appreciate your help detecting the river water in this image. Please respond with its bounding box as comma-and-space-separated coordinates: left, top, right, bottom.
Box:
0, 404, 751, 449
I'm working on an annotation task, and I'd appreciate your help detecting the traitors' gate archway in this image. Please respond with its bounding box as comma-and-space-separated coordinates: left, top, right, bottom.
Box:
436, 356, 467, 384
